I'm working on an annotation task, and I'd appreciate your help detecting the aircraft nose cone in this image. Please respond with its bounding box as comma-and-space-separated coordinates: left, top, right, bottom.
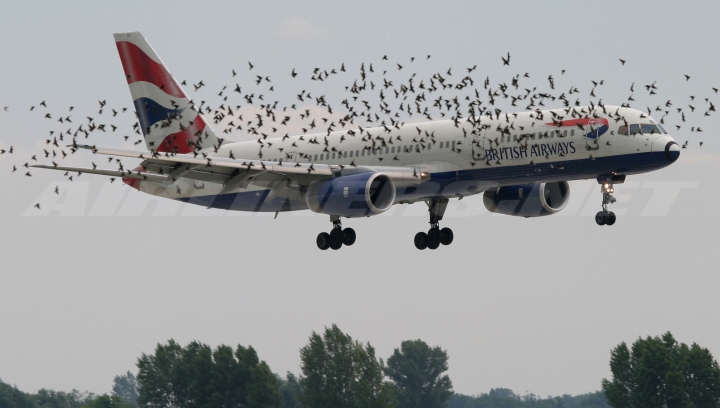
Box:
651, 136, 680, 164
665, 141, 680, 162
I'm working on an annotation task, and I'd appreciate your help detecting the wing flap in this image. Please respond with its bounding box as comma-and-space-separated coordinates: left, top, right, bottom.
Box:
30, 165, 167, 182
72, 145, 428, 183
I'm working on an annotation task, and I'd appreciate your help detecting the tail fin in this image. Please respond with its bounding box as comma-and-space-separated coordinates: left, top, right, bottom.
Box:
114, 31, 218, 154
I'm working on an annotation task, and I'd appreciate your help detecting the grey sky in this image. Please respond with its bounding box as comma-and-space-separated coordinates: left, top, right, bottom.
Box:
1, 0, 719, 398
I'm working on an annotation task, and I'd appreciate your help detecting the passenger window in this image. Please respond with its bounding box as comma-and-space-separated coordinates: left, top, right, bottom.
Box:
385, 147, 389, 154
356, 150, 359, 156
314, 154, 318, 161
452, 141, 455, 149
361, 149, 365, 156
571, 129, 575, 136
332, 153, 336, 159
416, 144, 420, 151
349, 151, 353, 158
618, 125, 628, 136
391, 146, 395, 153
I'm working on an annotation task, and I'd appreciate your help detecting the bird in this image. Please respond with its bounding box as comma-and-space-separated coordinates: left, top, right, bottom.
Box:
34, 203, 40, 209
54, 186, 59, 194
619, 59, 626, 65
501, 52, 510, 66
684, 74, 691, 81
248, 61, 254, 70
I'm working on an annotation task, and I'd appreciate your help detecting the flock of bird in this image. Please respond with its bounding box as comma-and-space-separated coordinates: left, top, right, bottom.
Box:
1, 52, 715, 210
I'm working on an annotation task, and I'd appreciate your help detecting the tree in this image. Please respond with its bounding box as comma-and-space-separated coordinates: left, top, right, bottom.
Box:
601, 332, 720, 408
112, 372, 139, 407
34, 388, 93, 408
136, 339, 281, 408
82, 394, 135, 408
0, 378, 37, 408
278, 372, 302, 408
299, 324, 396, 408
385, 340, 453, 408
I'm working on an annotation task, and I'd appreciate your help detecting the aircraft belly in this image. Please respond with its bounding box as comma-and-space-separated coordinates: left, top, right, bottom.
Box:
165, 151, 662, 212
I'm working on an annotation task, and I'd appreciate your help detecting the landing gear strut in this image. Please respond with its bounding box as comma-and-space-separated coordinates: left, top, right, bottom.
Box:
595, 182, 617, 226
415, 198, 454, 250
317, 216, 356, 250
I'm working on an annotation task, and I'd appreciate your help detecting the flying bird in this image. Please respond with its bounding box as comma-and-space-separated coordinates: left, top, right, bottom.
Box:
501, 52, 510, 66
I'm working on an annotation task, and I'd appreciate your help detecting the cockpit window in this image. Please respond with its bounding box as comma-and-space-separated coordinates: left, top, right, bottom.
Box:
640, 124, 662, 134
657, 124, 668, 134
629, 124, 641, 135
618, 125, 628, 135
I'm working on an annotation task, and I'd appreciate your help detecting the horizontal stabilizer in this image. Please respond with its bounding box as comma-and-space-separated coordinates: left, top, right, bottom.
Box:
30, 165, 167, 182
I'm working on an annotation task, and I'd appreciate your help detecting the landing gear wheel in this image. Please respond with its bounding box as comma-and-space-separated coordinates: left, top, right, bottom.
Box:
440, 228, 454, 245
329, 228, 343, 249
595, 211, 607, 226
596, 181, 618, 226
606, 211, 616, 226
316, 232, 331, 250
342, 228, 356, 246
414, 232, 428, 250
427, 228, 441, 247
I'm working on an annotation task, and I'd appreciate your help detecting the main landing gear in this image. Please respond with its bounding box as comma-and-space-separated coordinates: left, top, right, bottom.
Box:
595, 182, 617, 226
414, 198, 454, 250
317, 216, 356, 250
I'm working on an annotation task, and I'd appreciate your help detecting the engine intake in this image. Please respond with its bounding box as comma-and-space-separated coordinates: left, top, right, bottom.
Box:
306, 172, 396, 217
483, 181, 570, 217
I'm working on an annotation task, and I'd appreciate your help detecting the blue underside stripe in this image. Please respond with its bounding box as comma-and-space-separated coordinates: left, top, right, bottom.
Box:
175, 151, 673, 212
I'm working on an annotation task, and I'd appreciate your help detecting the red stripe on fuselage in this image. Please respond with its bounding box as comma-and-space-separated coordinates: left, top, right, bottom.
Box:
156, 114, 207, 154
116, 41, 185, 99
546, 118, 609, 127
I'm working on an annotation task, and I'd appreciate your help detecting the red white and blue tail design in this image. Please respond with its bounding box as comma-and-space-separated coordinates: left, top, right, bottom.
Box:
114, 31, 218, 153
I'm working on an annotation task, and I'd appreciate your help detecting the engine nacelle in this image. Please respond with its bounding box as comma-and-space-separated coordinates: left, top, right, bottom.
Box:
306, 172, 396, 217
483, 181, 570, 217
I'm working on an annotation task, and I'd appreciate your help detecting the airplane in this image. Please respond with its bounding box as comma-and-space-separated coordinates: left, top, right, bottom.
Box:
33, 31, 680, 250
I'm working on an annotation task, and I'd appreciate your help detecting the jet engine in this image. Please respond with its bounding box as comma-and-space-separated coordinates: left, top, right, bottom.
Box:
483, 181, 570, 217
306, 172, 396, 217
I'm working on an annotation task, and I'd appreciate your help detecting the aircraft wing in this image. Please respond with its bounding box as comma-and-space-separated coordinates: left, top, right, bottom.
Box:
54, 145, 427, 185
30, 165, 168, 182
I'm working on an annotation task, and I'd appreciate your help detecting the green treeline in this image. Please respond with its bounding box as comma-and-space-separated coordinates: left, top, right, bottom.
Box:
2, 329, 719, 408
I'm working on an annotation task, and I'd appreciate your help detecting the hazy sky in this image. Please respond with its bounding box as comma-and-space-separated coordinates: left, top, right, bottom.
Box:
1, 0, 719, 399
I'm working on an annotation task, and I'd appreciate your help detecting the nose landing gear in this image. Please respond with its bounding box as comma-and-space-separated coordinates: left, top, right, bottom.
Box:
415, 198, 454, 250
317, 216, 356, 250
595, 182, 617, 226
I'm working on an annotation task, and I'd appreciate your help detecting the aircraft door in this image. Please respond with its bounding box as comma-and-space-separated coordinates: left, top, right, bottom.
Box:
472, 126, 487, 161
585, 119, 600, 150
